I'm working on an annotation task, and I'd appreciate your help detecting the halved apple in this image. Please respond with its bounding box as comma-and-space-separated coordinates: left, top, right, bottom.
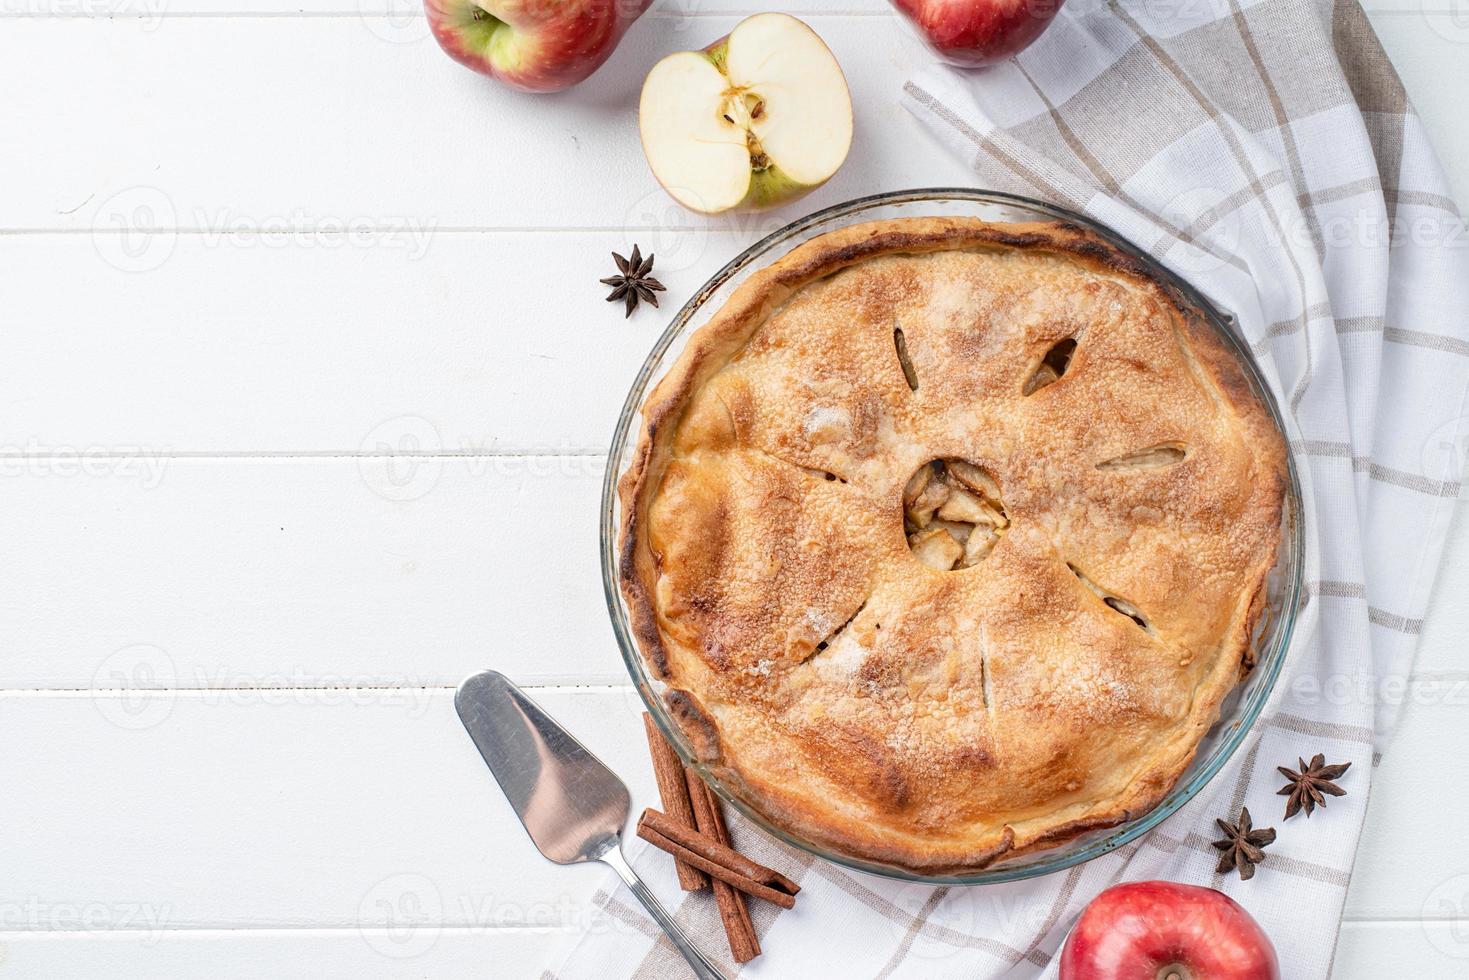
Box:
638, 13, 853, 215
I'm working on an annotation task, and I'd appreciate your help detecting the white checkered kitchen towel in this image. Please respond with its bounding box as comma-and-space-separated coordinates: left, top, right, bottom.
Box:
550, 0, 1469, 975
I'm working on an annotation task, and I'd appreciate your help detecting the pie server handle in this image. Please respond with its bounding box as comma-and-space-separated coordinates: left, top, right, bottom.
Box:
602, 844, 726, 980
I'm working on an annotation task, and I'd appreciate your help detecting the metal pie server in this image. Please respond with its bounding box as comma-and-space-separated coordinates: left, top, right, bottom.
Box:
455, 670, 724, 980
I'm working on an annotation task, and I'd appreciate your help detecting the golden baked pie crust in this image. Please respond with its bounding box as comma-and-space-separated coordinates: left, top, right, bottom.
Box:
619, 217, 1287, 874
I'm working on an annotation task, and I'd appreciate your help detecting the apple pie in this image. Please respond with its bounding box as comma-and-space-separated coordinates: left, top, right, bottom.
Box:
618, 217, 1287, 873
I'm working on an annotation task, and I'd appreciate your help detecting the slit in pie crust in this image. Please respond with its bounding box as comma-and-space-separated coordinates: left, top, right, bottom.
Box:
618, 217, 1287, 874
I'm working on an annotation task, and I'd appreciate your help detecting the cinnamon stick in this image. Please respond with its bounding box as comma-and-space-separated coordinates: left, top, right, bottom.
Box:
637, 808, 799, 909
641, 713, 708, 890
637, 823, 798, 910
642, 807, 800, 894
686, 770, 760, 963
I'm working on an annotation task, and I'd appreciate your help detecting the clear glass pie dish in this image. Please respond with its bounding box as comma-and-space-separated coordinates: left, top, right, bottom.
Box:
600, 188, 1305, 884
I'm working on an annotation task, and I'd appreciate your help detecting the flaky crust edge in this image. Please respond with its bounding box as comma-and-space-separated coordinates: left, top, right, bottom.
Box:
616, 216, 1288, 874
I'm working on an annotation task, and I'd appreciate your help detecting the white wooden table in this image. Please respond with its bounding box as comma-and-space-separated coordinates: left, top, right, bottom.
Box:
2, 1, 1466, 976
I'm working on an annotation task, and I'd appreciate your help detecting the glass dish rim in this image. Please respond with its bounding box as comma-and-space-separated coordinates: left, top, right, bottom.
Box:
600, 187, 1305, 885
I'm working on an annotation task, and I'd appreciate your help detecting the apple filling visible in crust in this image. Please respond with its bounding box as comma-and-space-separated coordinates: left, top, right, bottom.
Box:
904, 460, 1009, 570
618, 218, 1287, 874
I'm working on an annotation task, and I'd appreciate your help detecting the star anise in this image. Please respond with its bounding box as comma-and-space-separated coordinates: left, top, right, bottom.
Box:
1212, 806, 1276, 880
600, 245, 665, 317
1277, 753, 1351, 820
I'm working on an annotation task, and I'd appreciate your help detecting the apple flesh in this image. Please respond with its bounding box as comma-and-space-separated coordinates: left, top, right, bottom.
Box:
424, 0, 650, 93
1060, 882, 1280, 980
638, 13, 853, 215
891, 0, 1064, 68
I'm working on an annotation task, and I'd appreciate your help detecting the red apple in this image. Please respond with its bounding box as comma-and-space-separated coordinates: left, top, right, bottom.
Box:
1060, 881, 1280, 980
890, 0, 1064, 68
424, 0, 650, 93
